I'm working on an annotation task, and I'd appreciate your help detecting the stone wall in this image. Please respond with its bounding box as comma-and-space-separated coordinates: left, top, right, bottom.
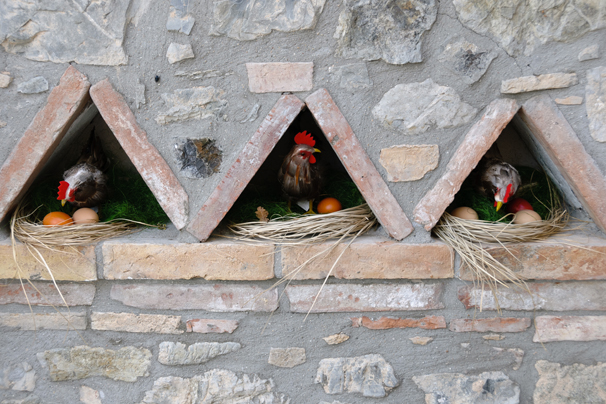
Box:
1, 1, 606, 403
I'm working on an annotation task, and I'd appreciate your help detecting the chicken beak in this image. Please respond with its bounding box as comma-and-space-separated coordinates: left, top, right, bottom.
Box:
61, 199, 67, 207
313, 148, 321, 153
495, 201, 503, 212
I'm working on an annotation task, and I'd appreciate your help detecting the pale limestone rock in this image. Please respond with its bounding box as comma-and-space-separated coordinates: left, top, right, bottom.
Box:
17, 77, 48, 94
156, 87, 227, 125
483, 334, 505, 341
334, 0, 437, 65
329, 63, 372, 89
323, 333, 350, 345
0, 313, 86, 331
166, 43, 194, 64
578, 45, 600, 61
0, 395, 40, 404
0, 362, 36, 392
0, 73, 12, 88
372, 79, 477, 135
139, 370, 289, 404
37, 346, 151, 382
414, 371, 519, 404
586, 66, 606, 142
268, 348, 306, 368
91, 312, 183, 334
166, 0, 195, 35
186, 318, 239, 333
555, 96, 583, 105
454, 0, 606, 57
534, 361, 606, 404
379, 144, 439, 182
158, 341, 241, 365
210, 0, 325, 41
80, 386, 103, 404
501, 73, 578, 94
1, 0, 129, 65
315, 354, 398, 397
410, 336, 433, 345
493, 348, 524, 371
438, 36, 497, 84
0, 121, 6, 128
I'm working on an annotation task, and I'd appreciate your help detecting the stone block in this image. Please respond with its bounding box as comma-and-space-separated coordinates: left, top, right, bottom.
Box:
0, 242, 96, 281
268, 348, 306, 368
111, 284, 278, 312
501, 73, 578, 93
79, 386, 102, 404
246, 62, 313, 93
379, 144, 439, 182
17, 77, 48, 94
0, 282, 95, 306
0, 312, 86, 331
410, 337, 433, 345
166, 43, 194, 64
534, 315, 606, 342
449, 317, 531, 333
586, 66, 606, 142
281, 238, 452, 279
0, 66, 91, 223
90, 312, 183, 334
0, 73, 13, 88
158, 341, 240, 365
103, 241, 274, 280
534, 361, 606, 404
286, 283, 444, 313
186, 319, 239, 333
554, 96, 583, 105
351, 315, 446, 330
578, 45, 600, 61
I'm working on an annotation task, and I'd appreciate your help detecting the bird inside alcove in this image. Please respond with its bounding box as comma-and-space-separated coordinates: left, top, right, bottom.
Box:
223, 107, 365, 224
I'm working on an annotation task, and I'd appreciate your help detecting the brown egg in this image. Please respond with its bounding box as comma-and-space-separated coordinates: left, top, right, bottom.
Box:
513, 209, 541, 224
42, 212, 73, 226
72, 208, 99, 224
451, 207, 479, 220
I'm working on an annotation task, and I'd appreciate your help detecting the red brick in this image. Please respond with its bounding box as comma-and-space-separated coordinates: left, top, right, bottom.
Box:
352, 315, 446, 330
281, 237, 453, 279
0, 66, 90, 223
111, 284, 278, 312
246, 62, 313, 93
188, 95, 305, 241
186, 319, 239, 333
459, 236, 606, 281
89, 79, 189, 230
449, 317, 531, 333
534, 315, 606, 342
518, 95, 606, 234
285, 283, 444, 313
305, 89, 413, 240
413, 99, 519, 231
0, 282, 95, 306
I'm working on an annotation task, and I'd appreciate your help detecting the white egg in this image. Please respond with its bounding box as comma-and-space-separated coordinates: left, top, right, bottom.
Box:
451, 207, 479, 220
72, 208, 99, 224
513, 209, 541, 224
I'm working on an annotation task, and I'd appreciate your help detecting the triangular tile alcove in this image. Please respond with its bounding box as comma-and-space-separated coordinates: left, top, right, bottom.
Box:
188, 88, 413, 242
0, 66, 188, 229
413, 96, 606, 234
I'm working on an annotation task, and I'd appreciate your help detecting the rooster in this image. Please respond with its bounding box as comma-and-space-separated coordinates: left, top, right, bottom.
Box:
278, 131, 322, 213
57, 129, 109, 208
474, 156, 521, 211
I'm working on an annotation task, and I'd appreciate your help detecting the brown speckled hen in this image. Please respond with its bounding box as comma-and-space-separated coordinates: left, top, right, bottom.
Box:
278, 131, 322, 213
474, 156, 521, 211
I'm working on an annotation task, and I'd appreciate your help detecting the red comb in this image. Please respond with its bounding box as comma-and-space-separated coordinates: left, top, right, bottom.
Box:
294, 131, 315, 147
57, 181, 69, 200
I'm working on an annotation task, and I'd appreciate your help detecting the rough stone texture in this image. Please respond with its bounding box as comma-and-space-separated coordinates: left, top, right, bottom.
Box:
156, 86, 227, 125
379, 144, 439, 182
454, 0, 606, 57
410, 336, 433, 345
501, 73, 578, 94
449, 318, 531, 333
0, 73, 11, 88
16, 77, 48, 94
0, 312, 86, 331
166, 43, 194, 64
158, 342, 241, 365
438, 36, 498, 84
352, 315, 446, 330
483, 334, 505, 341
0, 0, 129, 65
413, 371, 520, 404
534, 360, 606, 404
185, 319, 239, 333
281, 238, 452, 279
414, 98, 519, 230
37, 346, 151, 382
586, 66, 606, 143
0, 282, 95, 306
555, 96, 583, 105
0, 242, 96, 281
329, 63, 373, 89
187, 94, 305, 241
334, 0, 437, 65
103, 241, 274, 280
79, 386, 102, 404
578, 44, 600, 61
323, 333, 349, 345
268, 348, 306, 368
315, 354, 398, 398
286, 283, 444, 313
90, 79, 190, 230
534, 315, 606, 342
209, 0, 325, 41
0, 66, 90, 224
305, 89, 413, 240
0, 362, 36, 392
166, 1, 195, 35
459, 281, 606, 311
0, 396, 40, 404
0, 121, 6, 128
139, 370, 289, 403
111, 284, 278, 312
246, 62, 313, 93
372, 79, 477, 135
90, 312, 183, 334
175, 138, 222, 179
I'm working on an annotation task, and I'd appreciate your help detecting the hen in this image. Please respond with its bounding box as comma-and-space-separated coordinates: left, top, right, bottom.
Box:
278, 131, 322, 213
57, 129, 109, 208
474, 156, 521, 211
